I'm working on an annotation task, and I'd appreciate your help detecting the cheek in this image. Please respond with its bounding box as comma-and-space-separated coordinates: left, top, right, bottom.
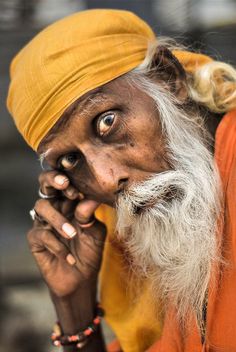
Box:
125, 124, 170, 173
66, 171, 88, 193
70, 174, 102, 198
64, 152, 116, 193
127, 143, 170, 173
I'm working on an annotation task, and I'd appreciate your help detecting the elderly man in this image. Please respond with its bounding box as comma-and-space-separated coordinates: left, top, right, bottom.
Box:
7, 9, 236, 352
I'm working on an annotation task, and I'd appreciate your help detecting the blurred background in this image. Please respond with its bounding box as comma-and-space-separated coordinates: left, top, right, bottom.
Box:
1, 0, 236, 351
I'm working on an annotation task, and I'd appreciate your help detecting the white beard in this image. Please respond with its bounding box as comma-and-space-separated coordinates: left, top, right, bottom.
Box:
116, 168, 221, 328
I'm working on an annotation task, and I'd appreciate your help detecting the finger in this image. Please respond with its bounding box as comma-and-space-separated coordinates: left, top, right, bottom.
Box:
74, 199, 106, 241
62, 186, 84, 200
74, 199, 100, 225
39, 170, 81, 199
60, 198, 78, 218
27, 228, 76, 266
39, 170, 69, 192
34, 199, 79, 239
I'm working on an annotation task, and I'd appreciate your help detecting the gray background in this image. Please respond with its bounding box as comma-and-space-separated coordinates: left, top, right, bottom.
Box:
1, 1, 236, 351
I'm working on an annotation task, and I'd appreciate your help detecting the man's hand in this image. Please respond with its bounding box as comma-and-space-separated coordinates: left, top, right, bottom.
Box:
27, 170, 107, 298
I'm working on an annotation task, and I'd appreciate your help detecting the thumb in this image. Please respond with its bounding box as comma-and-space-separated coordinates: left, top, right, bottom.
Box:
74, 199, 100, 225
73, 199, 107, 242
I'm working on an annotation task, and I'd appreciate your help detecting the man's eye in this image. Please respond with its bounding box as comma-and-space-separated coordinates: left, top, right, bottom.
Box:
59, 153, 79, 170
97, 113, 115, 136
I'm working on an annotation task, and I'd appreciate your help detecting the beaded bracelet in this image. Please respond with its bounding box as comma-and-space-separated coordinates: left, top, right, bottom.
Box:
51, 304, 104, 349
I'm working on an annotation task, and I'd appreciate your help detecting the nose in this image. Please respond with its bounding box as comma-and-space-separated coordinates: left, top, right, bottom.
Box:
85, 152, 129, 202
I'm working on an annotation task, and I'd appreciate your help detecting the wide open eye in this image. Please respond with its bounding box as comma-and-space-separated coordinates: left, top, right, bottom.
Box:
97, 113, 115, 136
58, 153, 79, 170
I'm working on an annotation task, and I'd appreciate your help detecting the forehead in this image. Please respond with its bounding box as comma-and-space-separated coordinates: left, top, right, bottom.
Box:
37, 75, 154, 154
75, 77, 134, 112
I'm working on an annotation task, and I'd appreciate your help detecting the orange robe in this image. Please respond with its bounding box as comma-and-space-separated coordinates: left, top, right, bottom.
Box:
96, 109, 236, 352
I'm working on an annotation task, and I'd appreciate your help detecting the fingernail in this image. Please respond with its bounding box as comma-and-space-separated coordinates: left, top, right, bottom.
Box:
54, 175, 69, 185
67, 188, 76, 197
66, 253, 76, 266
62, 223, 77, 238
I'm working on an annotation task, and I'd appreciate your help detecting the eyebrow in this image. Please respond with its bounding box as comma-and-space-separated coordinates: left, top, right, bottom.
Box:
38, 86, 109, 152
75, 87, 106, 114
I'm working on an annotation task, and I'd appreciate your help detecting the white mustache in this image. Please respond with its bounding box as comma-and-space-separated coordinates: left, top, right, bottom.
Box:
120, 170, 188, 211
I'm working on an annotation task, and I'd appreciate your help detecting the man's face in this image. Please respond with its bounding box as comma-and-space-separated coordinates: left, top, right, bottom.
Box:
39, 77, 170, 206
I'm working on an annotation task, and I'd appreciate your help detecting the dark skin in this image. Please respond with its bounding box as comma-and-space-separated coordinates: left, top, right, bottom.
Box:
27, 48, 223, 351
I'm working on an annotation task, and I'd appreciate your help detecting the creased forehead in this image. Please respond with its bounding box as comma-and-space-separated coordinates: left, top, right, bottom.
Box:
7, 9, 155, 151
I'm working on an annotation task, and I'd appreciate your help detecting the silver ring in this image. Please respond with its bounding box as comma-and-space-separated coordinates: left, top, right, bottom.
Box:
29, 208, 47, 224
38, 188, 56, 199
29, 208, 40, 221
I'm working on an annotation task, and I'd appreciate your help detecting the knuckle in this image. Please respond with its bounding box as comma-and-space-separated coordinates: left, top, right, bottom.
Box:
40, 229, 51, 242
34, 198, 49, 211
27, 228, 43, 249
55, 245, 67, 258
38, 170, 57, 185
74, 207, 90, 222
48, 208, 62, 223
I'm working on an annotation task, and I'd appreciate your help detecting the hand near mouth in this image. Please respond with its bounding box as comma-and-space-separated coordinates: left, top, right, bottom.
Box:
28, 169, 107, 298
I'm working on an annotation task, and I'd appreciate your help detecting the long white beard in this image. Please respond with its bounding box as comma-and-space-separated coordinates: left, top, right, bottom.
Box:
116, 167, 220, 327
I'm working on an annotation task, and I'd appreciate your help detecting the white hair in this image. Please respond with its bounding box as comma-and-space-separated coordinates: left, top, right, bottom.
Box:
142, 38, 236, 113
38, 148, 52, 169
115, 49, 223, 330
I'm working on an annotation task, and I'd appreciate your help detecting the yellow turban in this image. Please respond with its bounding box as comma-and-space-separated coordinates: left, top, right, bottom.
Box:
7, 9, 212, 151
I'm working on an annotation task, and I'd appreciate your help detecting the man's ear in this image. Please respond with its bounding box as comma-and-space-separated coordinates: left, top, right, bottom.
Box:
148, 46, 188, 102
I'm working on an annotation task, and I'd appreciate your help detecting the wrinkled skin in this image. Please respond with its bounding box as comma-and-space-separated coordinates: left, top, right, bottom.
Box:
41, 78, 170, 205
27, 77, 172, 298
27, 47, 189, 303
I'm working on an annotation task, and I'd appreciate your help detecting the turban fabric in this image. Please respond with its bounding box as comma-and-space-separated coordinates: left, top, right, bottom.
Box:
7, 9, 212, 151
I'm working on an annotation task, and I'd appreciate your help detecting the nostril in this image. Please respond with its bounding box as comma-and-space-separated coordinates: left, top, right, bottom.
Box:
118, 178, 129, 192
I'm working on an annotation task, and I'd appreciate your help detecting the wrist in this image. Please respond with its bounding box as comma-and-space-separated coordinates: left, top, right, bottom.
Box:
51, 303, 104, 349
51, 282, 98, 334
50, 287, 106, 352
62, 326, 106, 352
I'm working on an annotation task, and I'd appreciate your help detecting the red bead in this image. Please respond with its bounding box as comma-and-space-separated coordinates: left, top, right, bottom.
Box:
93, 317, 100, 324
84, 328, 92, 336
